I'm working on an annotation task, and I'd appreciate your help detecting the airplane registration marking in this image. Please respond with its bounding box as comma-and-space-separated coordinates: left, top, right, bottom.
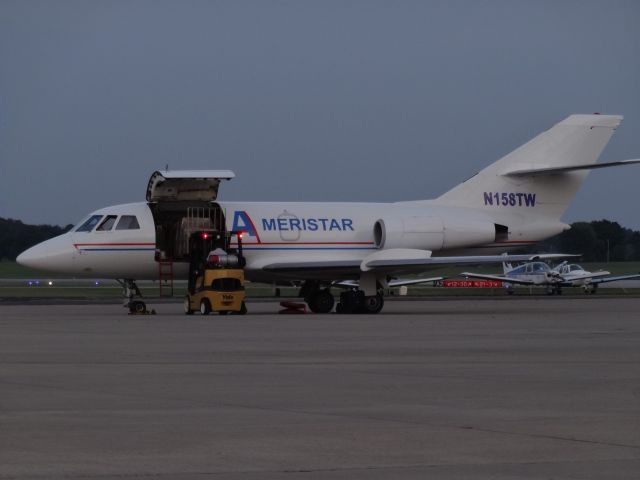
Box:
483, 192, 536, 207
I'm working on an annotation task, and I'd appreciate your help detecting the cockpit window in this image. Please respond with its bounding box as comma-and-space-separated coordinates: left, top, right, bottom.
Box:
532, 262, 549, 272
96, 215, 118, 231
116, 215, 140, 230
75, 215, 103, 232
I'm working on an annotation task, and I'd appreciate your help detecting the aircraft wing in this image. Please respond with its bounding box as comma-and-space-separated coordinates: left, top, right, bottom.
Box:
359, 249, 574, 275
388, 277, 444, 287
589, 273, 640, 285
262, 249, 575, 278
335, 276, 444, 288
559, 271, 610, 284
459, 272, 536, 286
262, 260, 361, 273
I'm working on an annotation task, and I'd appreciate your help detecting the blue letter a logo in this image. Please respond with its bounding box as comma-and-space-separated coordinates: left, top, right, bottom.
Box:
232, 211, 260, 241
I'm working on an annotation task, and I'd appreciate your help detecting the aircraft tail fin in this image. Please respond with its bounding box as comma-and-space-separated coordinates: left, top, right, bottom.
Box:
435, 114, 624, 220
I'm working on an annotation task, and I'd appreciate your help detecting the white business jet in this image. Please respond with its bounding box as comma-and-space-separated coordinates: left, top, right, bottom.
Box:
462, 259, 640, 295
17, 114, 640, 313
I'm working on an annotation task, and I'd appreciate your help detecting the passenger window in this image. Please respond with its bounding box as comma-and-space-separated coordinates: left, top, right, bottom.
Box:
116, 215, 140, 230
75, 215, 103, 232
96, 215, 118, 231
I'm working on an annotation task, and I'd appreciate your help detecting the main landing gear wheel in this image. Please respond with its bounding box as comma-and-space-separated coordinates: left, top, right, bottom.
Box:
184, 296, 194, 315
336, 290, 384, 314
307, 289, 335, 314
200, 299, 211, 315
362, 294, 384, 314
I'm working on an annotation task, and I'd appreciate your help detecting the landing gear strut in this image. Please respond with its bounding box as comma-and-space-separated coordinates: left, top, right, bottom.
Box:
118, 279, 152, 314
546, 285, 563, 296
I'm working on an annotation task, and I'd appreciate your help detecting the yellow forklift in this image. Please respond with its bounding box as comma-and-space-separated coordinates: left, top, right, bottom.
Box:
184, 230, 247, 315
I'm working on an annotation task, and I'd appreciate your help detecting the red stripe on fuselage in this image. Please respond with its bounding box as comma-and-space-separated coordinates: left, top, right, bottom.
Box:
73, 242, 155, 248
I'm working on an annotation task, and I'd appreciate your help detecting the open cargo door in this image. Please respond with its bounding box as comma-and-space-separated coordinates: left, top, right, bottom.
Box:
147, 170, 235, 262
146, 170, 235, 203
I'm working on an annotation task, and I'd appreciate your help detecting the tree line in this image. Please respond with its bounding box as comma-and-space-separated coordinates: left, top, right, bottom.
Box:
532, 220, 640, 262
1, 216, 640, 262
0, 217, 72, 261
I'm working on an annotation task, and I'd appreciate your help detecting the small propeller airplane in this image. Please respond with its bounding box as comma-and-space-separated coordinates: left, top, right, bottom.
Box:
461, 259, 640, 295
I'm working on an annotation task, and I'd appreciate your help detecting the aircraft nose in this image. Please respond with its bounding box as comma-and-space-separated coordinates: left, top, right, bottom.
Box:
16, 234, 75, 273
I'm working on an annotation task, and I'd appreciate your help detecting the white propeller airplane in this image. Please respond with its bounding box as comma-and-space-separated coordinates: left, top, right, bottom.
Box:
17, 114, 640, 313
462, 259, 640, 295
552, 261, 640, 293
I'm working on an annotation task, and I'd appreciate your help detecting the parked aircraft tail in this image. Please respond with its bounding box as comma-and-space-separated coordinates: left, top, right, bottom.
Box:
436, 114, 624, 220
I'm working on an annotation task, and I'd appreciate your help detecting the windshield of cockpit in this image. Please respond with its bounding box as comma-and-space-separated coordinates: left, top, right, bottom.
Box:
75, 215, 102, 232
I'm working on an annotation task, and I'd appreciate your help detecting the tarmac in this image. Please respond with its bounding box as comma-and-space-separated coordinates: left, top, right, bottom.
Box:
1, 297, 639, 479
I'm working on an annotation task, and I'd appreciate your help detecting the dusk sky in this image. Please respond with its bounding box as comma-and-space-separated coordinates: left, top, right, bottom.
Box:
1, 1, 639, 228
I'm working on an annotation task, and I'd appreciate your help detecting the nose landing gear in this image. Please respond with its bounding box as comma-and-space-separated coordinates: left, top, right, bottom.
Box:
118, 279, 155, 315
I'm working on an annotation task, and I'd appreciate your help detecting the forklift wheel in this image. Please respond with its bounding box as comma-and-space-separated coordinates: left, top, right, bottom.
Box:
200, 299, 211, 315
184, 296, 193, 315
240, 302, 247, 315
219, 311, 229, 315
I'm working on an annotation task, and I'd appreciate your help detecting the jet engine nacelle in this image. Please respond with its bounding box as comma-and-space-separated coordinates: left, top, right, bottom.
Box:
440, 218, 497, 250
374, 216, 496, 251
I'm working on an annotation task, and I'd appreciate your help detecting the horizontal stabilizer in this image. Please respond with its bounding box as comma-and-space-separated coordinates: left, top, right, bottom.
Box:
503, 159, 640, 177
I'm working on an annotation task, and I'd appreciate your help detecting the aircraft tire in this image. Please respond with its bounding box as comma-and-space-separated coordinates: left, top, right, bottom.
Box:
362, 294, 384, 314
200, 299, 211, 315
130, 300, 146, 314
308, 289, 334, 314
184, 296, 194, 315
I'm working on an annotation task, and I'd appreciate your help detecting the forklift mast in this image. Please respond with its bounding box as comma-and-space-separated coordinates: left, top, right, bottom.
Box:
187, 230, 245, 294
